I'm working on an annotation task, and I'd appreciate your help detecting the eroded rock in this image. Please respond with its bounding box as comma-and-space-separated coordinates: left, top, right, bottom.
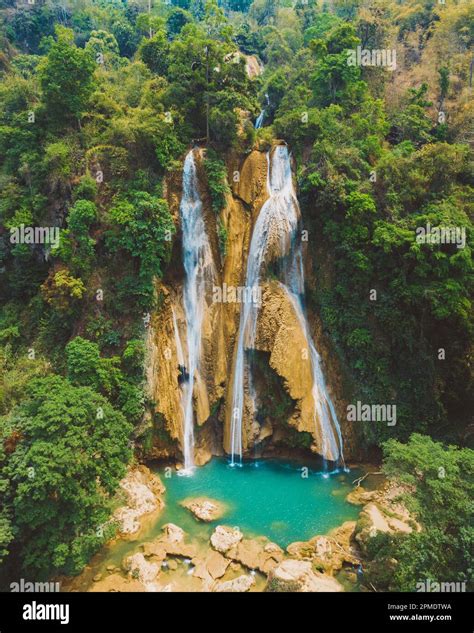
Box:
210, 526, 243, 553
267, 560, 343, 592
214, 574, 256, 592
181, 497, 226, 522
113, 466, 164, 536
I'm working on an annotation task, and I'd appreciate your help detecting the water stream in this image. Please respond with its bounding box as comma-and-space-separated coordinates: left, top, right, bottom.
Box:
230, 146, 344, 466
255, 93, 270, 129
178, 150, 217, 472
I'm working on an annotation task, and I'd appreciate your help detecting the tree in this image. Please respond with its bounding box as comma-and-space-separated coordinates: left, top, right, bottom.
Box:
106, 192, 175, 282
2, 375, 132, 576
39, 26, 96, 126
85, 30, 120, 68
139, 30, 170, 76
365, 434, 474, 592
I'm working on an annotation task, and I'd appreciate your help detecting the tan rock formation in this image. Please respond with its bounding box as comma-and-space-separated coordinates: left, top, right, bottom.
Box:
113, 466, 165, 536
144, 142, 354, 463
267, 559, 343, 592
180, 497, 227, 522
214, 574, 256, 592
286, 521, 359, 574
226, 537, 284, 574
210, 525, 243, 553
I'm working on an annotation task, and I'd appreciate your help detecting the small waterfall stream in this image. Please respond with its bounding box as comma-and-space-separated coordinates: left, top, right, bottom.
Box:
178, 149, 217, 473
255, 93, 270, 129
230, 145, 343, 466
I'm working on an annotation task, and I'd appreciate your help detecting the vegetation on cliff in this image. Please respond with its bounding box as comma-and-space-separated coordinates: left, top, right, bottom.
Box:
0, 0, 472, 590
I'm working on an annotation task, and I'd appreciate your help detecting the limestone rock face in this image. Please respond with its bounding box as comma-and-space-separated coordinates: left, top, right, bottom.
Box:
233, 150, 269, 213
224, 279, 338, 459
210, 525, 243, 554
267, 560, 343, 593
113, 466, 164, 535
143, 144, 356, 464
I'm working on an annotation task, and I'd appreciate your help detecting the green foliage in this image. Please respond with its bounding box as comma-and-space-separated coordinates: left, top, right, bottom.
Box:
105, 192, 175, 306
1, 375, 132, 576
365, 435, 474, 591
39, 27, 96, 125
66, 337, 120, 396
139, 31, 169, 76
204, 149, 230, 213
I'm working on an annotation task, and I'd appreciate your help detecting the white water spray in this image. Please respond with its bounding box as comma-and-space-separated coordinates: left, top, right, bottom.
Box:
178, 150, 216, 473
230, 145, 343, 465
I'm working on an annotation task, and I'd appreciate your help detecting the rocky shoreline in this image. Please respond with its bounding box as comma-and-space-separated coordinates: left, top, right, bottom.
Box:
63, 464, 417, 593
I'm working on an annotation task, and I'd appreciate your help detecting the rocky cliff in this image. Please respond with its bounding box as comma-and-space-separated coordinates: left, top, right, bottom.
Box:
143, 145, 357, 465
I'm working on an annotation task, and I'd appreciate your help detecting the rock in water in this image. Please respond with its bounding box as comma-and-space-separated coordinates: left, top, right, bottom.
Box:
210, 525, 243, 553
181, 497, 226, 522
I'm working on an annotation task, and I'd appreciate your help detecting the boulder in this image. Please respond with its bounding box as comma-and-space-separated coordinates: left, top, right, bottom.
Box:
113, 467, 164, 535
210, 526, 243, 553
181, 497, 226, 522
214, 574, 256, 592
161, 523, 185, 544
227, 537, 284, 574
267, 560, 343, 593
286, 522, 359, 574
123, 553, 159, 585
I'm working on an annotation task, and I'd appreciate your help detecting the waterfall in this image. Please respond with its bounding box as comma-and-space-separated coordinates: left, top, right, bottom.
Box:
230, 145, 344, 466
255, 93, 270, 129
178, 150, 216, 473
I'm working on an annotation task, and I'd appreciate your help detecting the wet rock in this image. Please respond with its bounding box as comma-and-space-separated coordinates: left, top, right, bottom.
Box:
206, 550, 230, 579
123, 553, 159, 585
181, 497, 226, 522
141, 540, 167, 562
227, 537, 284, 574
214, 574, 256, 592
210, 526, 243, 553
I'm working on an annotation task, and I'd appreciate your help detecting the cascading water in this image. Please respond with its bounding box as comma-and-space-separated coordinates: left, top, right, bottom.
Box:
255, 93, 270, 129
178, 150, 217, 473
230, 145, 344, 466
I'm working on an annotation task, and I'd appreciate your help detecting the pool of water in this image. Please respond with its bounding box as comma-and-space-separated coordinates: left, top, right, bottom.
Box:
63, 458, 361, 590
156, 458, 359, 547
